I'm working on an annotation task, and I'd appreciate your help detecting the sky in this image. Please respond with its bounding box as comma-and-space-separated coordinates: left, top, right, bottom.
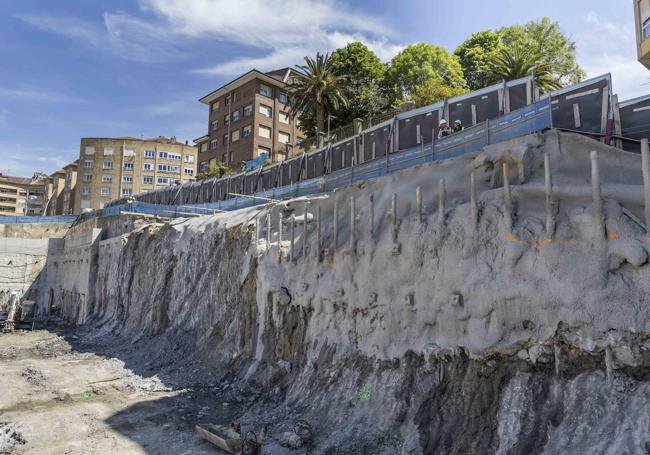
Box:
0, 0, 646, 176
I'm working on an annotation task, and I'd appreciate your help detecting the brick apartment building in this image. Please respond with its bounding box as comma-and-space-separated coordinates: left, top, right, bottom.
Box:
196, 68, 305, 172
0, 173, 48, 216
74, 136, 198, 212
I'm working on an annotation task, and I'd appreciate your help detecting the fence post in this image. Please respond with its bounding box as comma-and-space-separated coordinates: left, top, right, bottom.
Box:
333, 199, 339, 252
486, 118, 490, 146
641, 138, 650, 237
369, 193, 375, 240
431, 128, 436, 162
278, 212, 283, 263
266, 213, 272, 252
316, 206, 322, 260
503, 162, 512, 233
544, 152, 555, 238
302, 203, 308, 259
591, 151, 604, 239
392, 193, 398, 241
470, 172, 477, 234
416, 186, 423, 223
350, 196, 356, 250
438, 179, 446, 227
290, 215, 295, 262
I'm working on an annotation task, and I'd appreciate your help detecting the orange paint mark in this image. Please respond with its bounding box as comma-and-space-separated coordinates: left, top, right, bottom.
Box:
607, 233, 621, 239
505, 235, 574, 249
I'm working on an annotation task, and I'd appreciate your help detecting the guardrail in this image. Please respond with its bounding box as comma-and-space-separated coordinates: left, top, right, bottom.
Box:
0, 215, 78, 225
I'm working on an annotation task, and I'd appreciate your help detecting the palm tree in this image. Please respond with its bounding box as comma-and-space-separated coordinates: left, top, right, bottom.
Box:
287, 52, 348, 144
488, 44, 562, 93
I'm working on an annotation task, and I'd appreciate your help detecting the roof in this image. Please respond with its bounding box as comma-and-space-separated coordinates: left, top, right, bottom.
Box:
198, 68, 295, 105
0, 175, 38, 186
193, 134, 210, 144
81, 136, 195, 146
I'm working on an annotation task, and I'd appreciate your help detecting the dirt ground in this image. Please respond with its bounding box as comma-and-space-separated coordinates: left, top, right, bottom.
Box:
0, 327, 232, 455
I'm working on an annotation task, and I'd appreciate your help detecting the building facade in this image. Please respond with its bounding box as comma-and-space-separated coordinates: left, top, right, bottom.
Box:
74, 137, 198, 212
635, 0, 650, 68
196, 68, 305, 173
0, 174, 48, 216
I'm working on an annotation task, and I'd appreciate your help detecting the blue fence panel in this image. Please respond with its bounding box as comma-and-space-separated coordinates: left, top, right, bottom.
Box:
0, 215, 78, 225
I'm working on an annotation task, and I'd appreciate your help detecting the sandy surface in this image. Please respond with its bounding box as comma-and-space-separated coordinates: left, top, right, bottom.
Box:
0, 328, 221, 455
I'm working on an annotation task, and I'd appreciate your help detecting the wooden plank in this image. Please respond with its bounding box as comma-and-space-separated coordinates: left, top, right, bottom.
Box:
196, 424, 241, 453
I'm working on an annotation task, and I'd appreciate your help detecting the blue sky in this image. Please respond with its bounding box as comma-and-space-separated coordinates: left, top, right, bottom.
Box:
0, 0, 644, 176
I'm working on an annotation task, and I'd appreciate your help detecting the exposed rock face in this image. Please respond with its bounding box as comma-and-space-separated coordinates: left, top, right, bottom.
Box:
46, 131, 650, 452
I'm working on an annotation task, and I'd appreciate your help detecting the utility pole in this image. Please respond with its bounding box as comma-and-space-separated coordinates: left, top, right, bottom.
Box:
327, 114, 337, 144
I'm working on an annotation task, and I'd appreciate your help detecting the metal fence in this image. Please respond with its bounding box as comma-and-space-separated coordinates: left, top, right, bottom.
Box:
0, 215, 78, 225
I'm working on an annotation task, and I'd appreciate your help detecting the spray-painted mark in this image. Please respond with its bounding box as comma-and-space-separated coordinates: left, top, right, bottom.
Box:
607, 232, 621, 239
357, 383, 371, 401
505, 235, 575, 249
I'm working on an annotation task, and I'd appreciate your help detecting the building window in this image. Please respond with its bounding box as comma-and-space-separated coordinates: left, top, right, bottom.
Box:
123, 162, 134, 170
81, 187, 91, 196
103, 161, 113, 169
224, 114, 230, 126
199, 162, 207, 173
84, 146, 95, 155
143, 163, 153, 171
258, 125, 271, 139
102, 175, 113, 183
222, 154, 227, 163
122, 188, 132, 197
259, 104, 272, 118
100, 188, 111, 197
211, 101, 219, 111
184, 168, 194, 176
210, 139, 218, 150
144, 150, 155, 159
157, 177, 170, 185
224, 95, 230, 107
259, 84, 272, 97
104, 147, 115, 156
278, 92, 288, 104
83, 174, 93, 182
184, 155, 195, 163
211, 120, 219, 131
231, 110, 240, 122
258, 146, 270, 158
279, 132, 290, 144
143, 176, 153, 184
123, 148, 135, 157
83, 160, 94, 169
644, 17, 650, 40
243, 104, 252, 117
279, 111, 290, 124
229, 151, 234, 162
243, 125, 252, 137
231, 130, 240, 142
223, 134, 229, 145
158, 164, 180, 173
122, 175, 133, 183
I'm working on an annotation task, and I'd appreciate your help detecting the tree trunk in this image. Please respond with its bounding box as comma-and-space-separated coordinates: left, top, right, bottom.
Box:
316, 103, 325, 148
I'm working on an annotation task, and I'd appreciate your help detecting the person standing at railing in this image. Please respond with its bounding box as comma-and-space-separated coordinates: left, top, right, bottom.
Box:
453, 119, 464, 133
438, 119, 451, 139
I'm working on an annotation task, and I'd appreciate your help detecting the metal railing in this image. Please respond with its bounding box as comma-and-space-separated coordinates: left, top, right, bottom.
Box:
0, 215, 78, 225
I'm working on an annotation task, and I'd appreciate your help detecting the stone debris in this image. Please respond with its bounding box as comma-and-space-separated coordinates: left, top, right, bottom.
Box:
0, 423, 25, 454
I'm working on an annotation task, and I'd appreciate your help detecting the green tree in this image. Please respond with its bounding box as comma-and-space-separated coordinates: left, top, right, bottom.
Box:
488, 44, 562, 93
287, 52, 348, 143
454, 30, 505, 90
195, 162, 232, 180
411, 74, 468, 107
386, 43, 467, 101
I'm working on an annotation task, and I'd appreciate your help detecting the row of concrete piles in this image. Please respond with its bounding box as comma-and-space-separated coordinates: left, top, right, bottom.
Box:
253, 140, 650, 263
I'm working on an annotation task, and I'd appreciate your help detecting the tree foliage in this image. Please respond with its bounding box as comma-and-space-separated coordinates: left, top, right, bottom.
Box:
454, 30, 504, 90
411, 74, 468, 107
287, 52, 348, 142
195, 162, 232, 181
488, 44, 562, 93
386, 43, 466, 102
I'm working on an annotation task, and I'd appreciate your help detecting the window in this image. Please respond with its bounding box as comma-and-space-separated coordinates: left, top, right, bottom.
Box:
243, 104, 252, 117
199, 163, 207, 173
224, 114, 230, 126
278, 132, 290, 144
83, 174, 93, 182
122, 175, 133, 183
104, 147, 115, 156
102, 175, 113, 183
184, 168, 194, 176
158, 164, 180, 173
83, 160, 94, 169
100, 188, 111, 197
211, 120, 219, 131
144, 150, 155, 159
278, 92, 288, 103
223, 134, 229, 145
279, 111, 290, 124
103, 161, 113, 169
258, 146, 270, 158
123, 148, 135, 157
122, 188, 132, 197
229, 152, 234, 162
231, 130, 240, 142
224, 95, 230, 107
184, 155, 195, 163
143, 163, 153, 171
259, 84, 272, 97
210, 139, 218, 150
243, 125, 252, 137
258, 125, 271, 139
81, 187, 91, 196
231, 110, 240, 122
84, 146, 95, 155
143, 176, 154, 184
157, 177, 170, 185
222, 154, 227, 163
259, 104, 272, 118
644, 17, 650, 40
211, 101, 219, 111
123, 162, 134, 170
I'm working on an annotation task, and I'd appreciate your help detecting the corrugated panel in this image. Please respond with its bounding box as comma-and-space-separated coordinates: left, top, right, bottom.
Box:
619, 96, 650, 153
307, 149, 325, 179
398, 110, 438, 150
550, 77, 609, 135
363, 125, 391, 161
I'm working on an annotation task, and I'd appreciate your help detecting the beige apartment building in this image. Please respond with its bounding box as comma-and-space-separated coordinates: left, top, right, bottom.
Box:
75, 136, 198, 212
45, 161, 78, 215
635, 0, 650, 68
196, 68, 305, 172
0, 173, 48, 217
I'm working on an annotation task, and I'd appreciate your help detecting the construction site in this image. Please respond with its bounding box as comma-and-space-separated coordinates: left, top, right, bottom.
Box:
3, 68, 650, 454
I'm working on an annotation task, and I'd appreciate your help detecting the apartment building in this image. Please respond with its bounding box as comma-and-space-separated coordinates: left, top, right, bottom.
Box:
75, 136, 198, 212
635, 0, 650, 68
45, 169, 66, 216
196, 68, 305, 172
0, 173, 48, 217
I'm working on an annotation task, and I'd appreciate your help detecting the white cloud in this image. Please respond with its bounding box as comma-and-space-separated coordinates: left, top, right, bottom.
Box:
0, 87, 84, 104
576, 12, 649, 100
0, 141, 73, 176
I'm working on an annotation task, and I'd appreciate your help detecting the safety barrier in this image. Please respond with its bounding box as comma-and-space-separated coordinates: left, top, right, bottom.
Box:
0, 215, 78, 225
